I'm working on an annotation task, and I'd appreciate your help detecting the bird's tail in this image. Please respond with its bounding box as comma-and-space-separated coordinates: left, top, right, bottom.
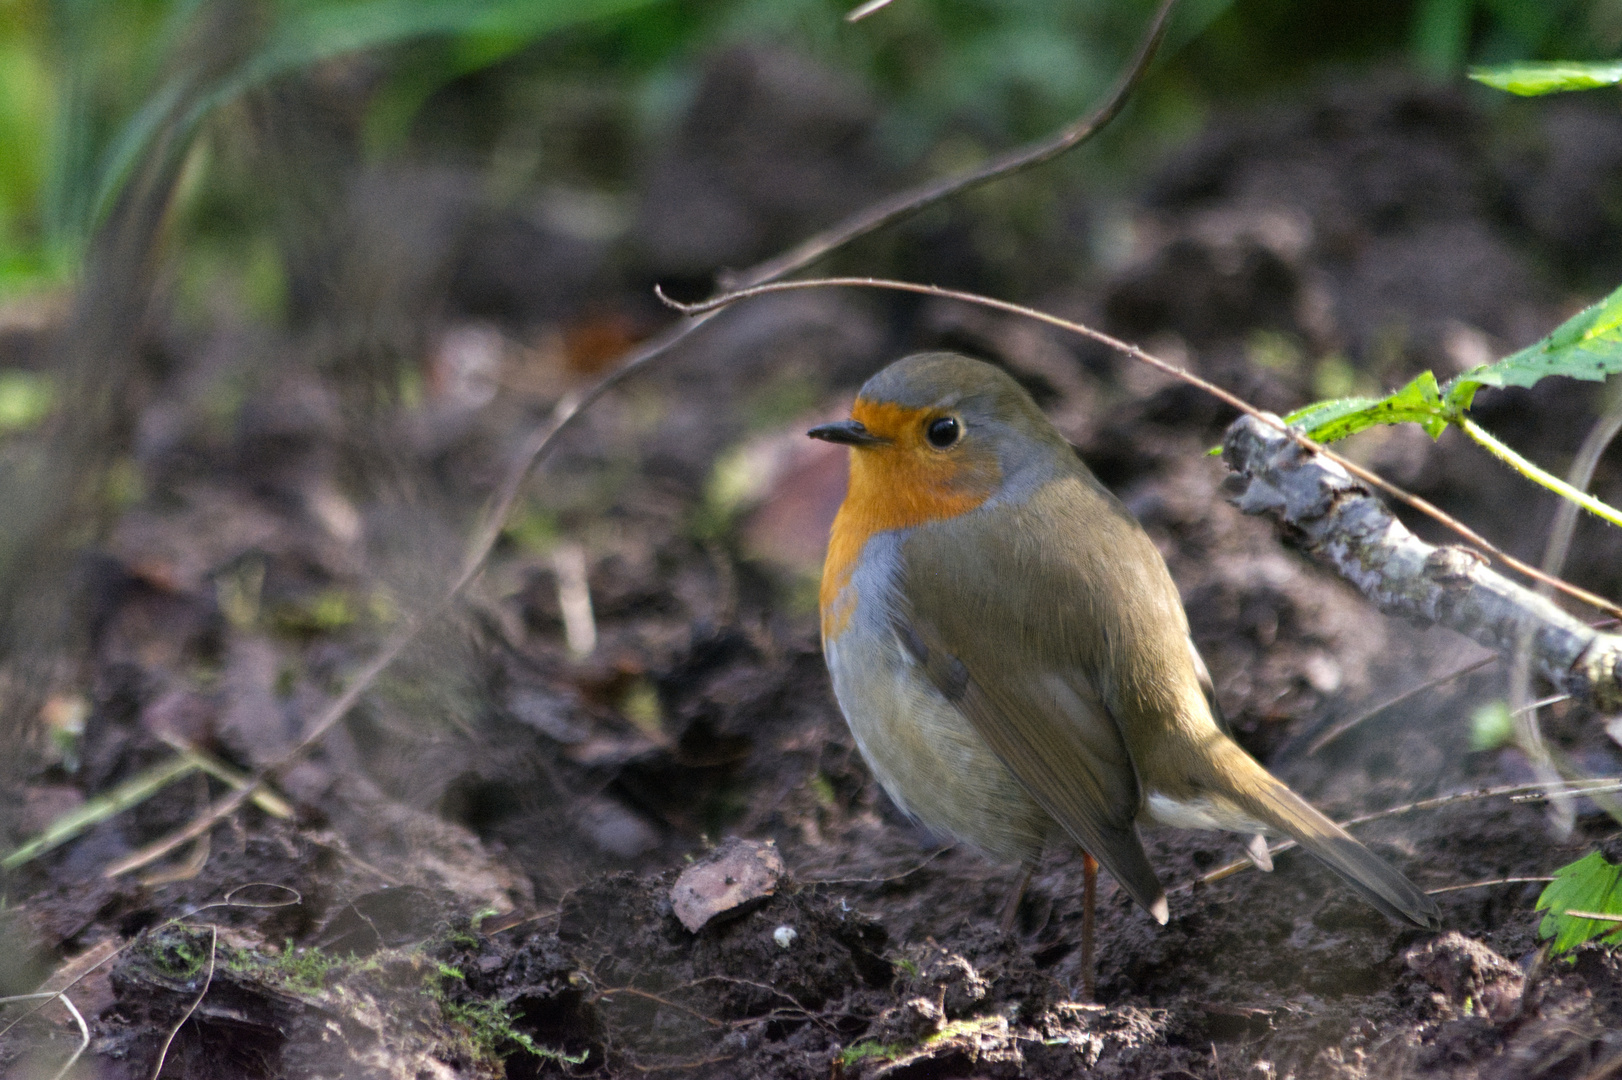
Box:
1219, 746, 1441, 930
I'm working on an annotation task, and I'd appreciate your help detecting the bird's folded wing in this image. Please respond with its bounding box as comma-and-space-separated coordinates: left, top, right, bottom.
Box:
895, 612, 1169, 922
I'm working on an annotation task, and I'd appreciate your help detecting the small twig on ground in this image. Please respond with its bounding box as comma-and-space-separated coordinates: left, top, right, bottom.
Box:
98, 0, 1181, 880
802, 847, 952, 885
105, 617, 423, 876
624, 1055, 738, 1074
0, 884, 298, 1044
1305, 654, 1498, 756
1512, 782, 1622, 802
0, 990, 90, 1080
596, 987, 727, 1029
484, 908, 563, 935
1425, 877, 1554, 895
149, 925, 217, 1080
694, 975, 841, 1034
48, 993, 88, 1080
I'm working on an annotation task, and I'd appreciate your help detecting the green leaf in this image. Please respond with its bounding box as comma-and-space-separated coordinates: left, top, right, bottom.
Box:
1536, 850, 1622, 955
1444, 283, 1622, 412
1282, 395, 1381, 437
1285, 371, 1450, 443
1469, 60, 1622, 96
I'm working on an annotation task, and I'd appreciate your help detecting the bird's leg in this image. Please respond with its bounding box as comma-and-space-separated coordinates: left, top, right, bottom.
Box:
999, 863, 1034, 933
1081, 851, 1098, 1002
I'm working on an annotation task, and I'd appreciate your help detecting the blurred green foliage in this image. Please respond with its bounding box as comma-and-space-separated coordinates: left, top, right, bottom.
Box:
0, 0, 666, 299
1411, 0, 1621, 78
1470, 58, 1622, 93
1, 0, 1620, 309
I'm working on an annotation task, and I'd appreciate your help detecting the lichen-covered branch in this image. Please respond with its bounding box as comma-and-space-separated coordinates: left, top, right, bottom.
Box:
1220, 414, 1622, 711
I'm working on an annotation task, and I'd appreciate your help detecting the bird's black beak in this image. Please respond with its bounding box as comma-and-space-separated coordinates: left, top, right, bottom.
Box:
807, 419, 886, 447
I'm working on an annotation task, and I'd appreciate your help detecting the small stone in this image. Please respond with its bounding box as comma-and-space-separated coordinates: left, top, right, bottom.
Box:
669, 838, 785, 933
773, 925, 797, 949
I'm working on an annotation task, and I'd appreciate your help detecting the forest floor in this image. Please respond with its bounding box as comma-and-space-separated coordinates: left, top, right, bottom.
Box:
5, 65, 1622, 1079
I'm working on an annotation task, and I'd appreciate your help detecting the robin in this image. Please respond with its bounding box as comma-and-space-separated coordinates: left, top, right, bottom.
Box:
809, 352, 1440, 962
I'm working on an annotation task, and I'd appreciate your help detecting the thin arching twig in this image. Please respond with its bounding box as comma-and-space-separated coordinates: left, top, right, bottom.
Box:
1512, 395, 1622, 833
0, 884, 300, 1044
658, 275, 1622, 620
1305, 653, 1498, 757
802, 847, 952, 886
1425, 876, 1554, 895
98, 0, 1183, 880
49, 993, 88, 1080
0, 991, 90, 1080
149, 925, 218, 1080
734, 0, 1182, 289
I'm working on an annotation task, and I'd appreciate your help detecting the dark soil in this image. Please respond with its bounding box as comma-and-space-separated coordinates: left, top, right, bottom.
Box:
5, 65, 1622, 1079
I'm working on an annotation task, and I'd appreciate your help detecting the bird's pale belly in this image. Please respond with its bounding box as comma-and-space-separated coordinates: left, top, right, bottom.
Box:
825, 621, 1052, 865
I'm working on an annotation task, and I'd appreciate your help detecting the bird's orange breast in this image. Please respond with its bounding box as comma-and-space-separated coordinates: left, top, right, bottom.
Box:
819, 399, 1001, 640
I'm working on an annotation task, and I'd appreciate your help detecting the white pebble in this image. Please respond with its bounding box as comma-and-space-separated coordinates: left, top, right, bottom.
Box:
773, 925, 798, 949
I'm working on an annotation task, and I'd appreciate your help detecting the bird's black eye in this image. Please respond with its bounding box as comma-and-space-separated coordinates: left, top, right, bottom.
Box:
926, 416, 961, 448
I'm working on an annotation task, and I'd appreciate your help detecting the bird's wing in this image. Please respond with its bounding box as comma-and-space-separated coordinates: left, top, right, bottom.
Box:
894, 612, 1168, 921
894, 476, 1183, 921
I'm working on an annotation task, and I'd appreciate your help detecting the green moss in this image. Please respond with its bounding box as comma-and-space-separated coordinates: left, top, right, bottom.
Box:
142, 926, 213, 980
140, 925, 586, 1067
270, 943, 343, 993
219, 940, 343, 995
268, 587, 359, 637
808, 772, 838, 808
837, 1039, 909, 1067
431, 965, 587, 1066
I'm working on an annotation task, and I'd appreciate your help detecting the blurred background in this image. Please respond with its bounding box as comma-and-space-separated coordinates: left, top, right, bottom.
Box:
5, 0, 1622, 1074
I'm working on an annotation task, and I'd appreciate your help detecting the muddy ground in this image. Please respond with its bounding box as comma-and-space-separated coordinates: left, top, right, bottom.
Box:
5, 62, 1622, 1079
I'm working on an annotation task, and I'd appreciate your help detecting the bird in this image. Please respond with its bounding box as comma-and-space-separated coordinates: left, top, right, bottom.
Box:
808, 351, 1440, 973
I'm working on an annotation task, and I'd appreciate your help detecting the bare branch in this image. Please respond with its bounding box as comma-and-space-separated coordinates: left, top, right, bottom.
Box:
660, 274, 1622, 619
1222, 414, 1622, 711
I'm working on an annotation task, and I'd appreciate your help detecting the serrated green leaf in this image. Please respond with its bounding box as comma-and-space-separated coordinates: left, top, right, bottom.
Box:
1468, 61, 1622, 96
1283, 395, 1381, 435
1285, 371, 1450, 443
1536, 850, 1622, 955
1445, 284, 1622, 412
